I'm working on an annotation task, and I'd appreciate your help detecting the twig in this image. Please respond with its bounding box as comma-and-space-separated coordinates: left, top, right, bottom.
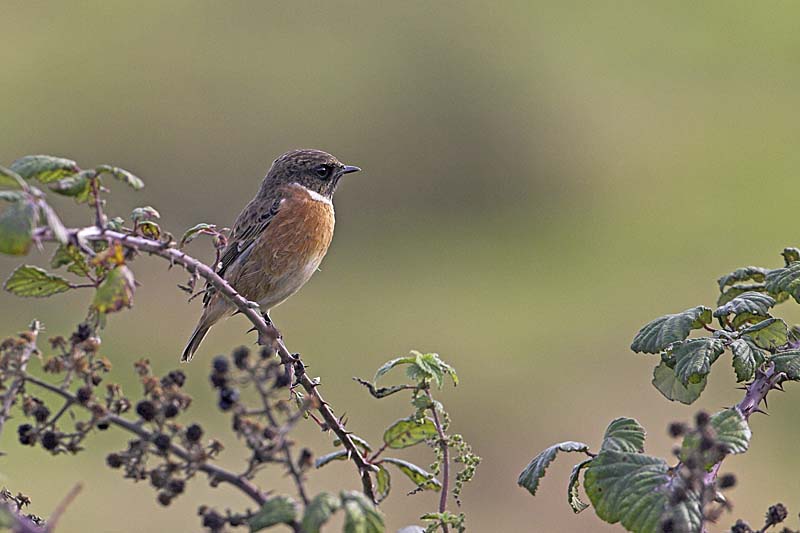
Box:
23, 374, 268, 507
700, 362, 785, 533
252, 371, 309, 506
35, 226, 376, 502
426, 389, 450, 532
45, 483, 82, 532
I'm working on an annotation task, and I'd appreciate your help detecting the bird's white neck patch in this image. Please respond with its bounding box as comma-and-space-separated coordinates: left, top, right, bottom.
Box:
293, 183, 332, 205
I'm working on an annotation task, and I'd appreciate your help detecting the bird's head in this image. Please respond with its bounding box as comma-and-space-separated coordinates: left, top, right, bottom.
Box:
262, 149, 360, 199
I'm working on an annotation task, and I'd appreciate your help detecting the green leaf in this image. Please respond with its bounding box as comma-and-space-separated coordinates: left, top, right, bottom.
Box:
302, 493, 341, 533
51, 244, 91, 278
718, 266, 769, 290
771, 350, 800, 380
717, 284, 771, 307
584, 451, 702, 533
383, 416, 437, 449
651, 361, 706, 405
630, 306, 712, 354
179, 222, 218, 248
567, 458, 593, 514
665, 338, 725, 386
782, 248, 800, 265
730, 311, 769, 330
106, 217, 125, 231
315, 450, 348, 468
713, 291, 775, 318
374, 356, 417, 381
708, 408, 751, 454
517, 441, 590, 496
730, 339, 764, 382
131, 206, 160, 222
375, 464, 391, 502
382, 457, 441, 491
741, 318, 788, 350
0, 200, 35, 255
0, 165, 26, 189
680, 409, 751, 469
10, 155, 80, 183
4, 265, 71, 297
48, 172, 92, 202
248, 495, 297, 532
341, 491, 384, 533
333, 434, 372, 453
137, 220, 161, 240
96, 164, 144, 190
0, 191, 24, 202
766, 264, 800, 302
601, 417, 645, 453
92, 265, 135, 313
40, 202, 68, 244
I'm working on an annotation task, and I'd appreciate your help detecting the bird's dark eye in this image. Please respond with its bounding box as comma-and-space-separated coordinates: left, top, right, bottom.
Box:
314, 164, 332, 179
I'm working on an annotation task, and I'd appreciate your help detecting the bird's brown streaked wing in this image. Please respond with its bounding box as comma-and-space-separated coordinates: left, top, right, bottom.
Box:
202, 197, 282, 306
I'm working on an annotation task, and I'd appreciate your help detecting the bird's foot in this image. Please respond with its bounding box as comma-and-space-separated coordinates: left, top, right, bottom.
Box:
245, 299, 261, 310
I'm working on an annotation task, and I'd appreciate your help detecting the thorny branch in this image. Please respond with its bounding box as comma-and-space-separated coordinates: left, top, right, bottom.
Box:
34, 225, 377, 502
699, 362, 786, 533
22, 373, 269, 508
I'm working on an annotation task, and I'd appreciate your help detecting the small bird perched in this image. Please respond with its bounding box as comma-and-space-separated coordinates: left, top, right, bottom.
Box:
181, 149, 360, 361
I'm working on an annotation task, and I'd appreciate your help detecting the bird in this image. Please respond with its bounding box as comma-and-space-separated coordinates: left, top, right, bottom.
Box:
181, 149, 361, 361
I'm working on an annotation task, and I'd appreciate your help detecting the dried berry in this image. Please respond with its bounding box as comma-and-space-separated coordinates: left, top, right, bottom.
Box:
210, 373, 227, 389
695, 411, 710, 428
233, 346, 250, 369
162, 403, 179, 419
167, 479, 185, 495
667, 422, 687, 438
150, 469, 168, 489
17, 424, 35, 446
212, 356, 229, 374
106, 453, 123, 468
718, 473, 736, 490
97, 420, 110, 431
32, 405, 50, 424
186, 424, 203, 443
153, 433, 171, 452
70, 323, 92, 344
136, 400, 157, 421
77, 386, 93, 405
157, 492, 172, 506
202, 510, 225, 530
766, 503, 788, 525
167, 370, 186, 388
218, 388, 239, 411
41, 431, 59, 451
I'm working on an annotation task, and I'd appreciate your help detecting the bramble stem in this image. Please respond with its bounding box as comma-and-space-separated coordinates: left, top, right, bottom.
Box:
23, 374, 269, 507
426, 389, 450, 531
35, 226, 377, 502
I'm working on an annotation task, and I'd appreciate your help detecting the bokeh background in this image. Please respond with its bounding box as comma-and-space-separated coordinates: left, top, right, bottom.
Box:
2, 2, 800, 532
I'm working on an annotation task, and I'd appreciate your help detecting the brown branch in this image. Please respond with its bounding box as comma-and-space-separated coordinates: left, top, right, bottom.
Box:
23, 374, 268, 507
45, 483, 82, 532
35, 226, 377, 502
251, 373, 309, 506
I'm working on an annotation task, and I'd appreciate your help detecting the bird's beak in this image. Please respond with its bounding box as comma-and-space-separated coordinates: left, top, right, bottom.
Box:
342, 165, 361, 175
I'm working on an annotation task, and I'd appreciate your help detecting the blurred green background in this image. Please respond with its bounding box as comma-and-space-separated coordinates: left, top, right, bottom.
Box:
2, 1, 800, 531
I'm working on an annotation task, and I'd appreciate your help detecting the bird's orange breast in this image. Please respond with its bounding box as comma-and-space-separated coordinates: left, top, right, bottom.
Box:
230, 184, 335, 306
262, 184, 335, 276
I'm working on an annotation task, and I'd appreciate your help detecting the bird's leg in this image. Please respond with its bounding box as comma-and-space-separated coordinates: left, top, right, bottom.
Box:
262, 312, 273, 328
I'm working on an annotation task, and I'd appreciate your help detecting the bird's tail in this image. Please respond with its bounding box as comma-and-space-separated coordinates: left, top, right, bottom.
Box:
181, 323, 211, 362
